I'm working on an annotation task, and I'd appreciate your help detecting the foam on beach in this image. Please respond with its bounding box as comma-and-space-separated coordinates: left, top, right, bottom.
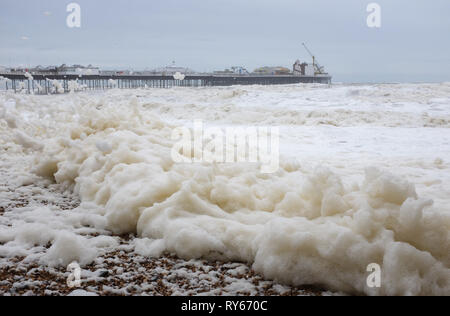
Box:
1, 83, 449, 295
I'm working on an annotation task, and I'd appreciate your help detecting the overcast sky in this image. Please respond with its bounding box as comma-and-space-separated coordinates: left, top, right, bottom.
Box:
1, 0, 449, 82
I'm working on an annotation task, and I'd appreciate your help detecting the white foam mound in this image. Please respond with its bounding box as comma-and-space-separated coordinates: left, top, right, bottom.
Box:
2, 84, 450, 296
29, 96, 448, 296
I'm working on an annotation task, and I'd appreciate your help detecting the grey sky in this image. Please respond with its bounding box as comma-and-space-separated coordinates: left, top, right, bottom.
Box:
0, 0, 449, 82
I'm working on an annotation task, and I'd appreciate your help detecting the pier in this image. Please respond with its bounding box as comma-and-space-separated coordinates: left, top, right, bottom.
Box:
0, 73, 332, 94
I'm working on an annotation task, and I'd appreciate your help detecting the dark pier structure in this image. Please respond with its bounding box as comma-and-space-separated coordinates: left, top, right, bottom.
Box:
0, 73, 332, 94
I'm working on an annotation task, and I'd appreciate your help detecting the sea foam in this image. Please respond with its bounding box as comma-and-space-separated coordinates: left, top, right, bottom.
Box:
1, 83, 449, 295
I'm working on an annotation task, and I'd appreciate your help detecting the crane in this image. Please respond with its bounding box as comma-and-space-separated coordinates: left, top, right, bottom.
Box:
302, 43, 326, 75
